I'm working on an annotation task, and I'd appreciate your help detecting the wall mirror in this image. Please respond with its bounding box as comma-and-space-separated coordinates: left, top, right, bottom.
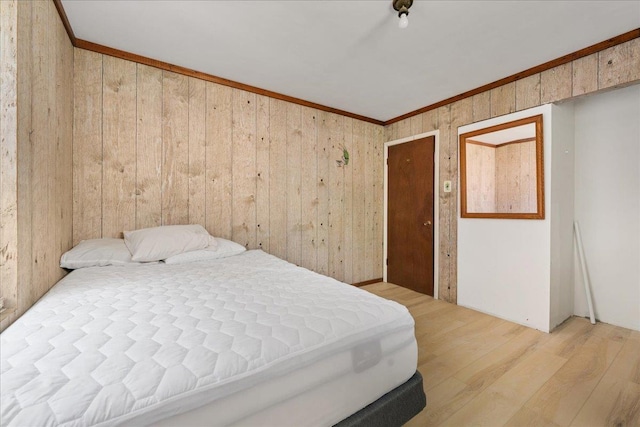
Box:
460, 114, 544, 219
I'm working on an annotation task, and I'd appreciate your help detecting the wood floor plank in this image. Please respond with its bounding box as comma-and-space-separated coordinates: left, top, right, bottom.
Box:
361, 282, 395, 293
401, 294, 435, 309
412, 299, 457, 320
360, 283, 639, 427
523, 334, 624, 426
453, 328, 551, 389
418, 346, 437, 367
418, 376, 475, 426
505, 406, 562, 427
407, 299, 440, 319
490, 321, 528, 339
486, 349, 567, 406
439, 389, 522, 427
570, 376, 640, 427
419, 359, 459, 392
606, 337, 640, 384
541, 317, 595, 359
414, 307, 466, 336
422, 316, 508, 356
590, 321, 632, 342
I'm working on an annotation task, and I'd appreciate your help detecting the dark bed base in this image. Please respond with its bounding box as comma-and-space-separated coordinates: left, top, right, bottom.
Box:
334, 371, 426, 427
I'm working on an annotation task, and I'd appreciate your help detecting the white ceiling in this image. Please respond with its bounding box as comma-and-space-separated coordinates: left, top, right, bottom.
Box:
62, 0, 640, 122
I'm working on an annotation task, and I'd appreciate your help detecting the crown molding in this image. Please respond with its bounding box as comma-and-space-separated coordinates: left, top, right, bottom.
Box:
385, 28, 640, 125
53, 1, 638, 127
73, 38, 385, 125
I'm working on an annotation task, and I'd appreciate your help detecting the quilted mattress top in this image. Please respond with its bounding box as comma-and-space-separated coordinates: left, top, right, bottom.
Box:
1, 250, 414, 427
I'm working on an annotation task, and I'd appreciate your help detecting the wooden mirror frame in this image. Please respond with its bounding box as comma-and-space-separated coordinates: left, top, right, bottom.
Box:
459, 114, 544, 219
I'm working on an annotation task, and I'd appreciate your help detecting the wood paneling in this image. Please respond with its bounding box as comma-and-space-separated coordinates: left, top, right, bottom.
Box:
232, 89, 257, 248
598, 38, 640, 90
364, 122, 378, 281
373, 125, 384, 279
102, 56, 136, 236
52, 0, 75, 45
572, 54, 598, 97
285, 103, 301, 264
447, 99, 473, 304
1, 0, 73, 331
351, 120, 366, 283
328, 113, 344, 281
472, 91, 491, 123
436, 104, 452, 302
495, 141, 537, 213
14, 0, 33, 326
490, 83, 516, 117
515, 74, 541, 111
73, 53, 384, 284
55, 1, 73, 286
136, 64, 162, 229
422, 109, 439, 133
256, 95, 270, 252
161, 71, 189, 226
410, 115, 422, 136
541, 62, 572, 104
62, 96, 89, 264
465, 144, 496, 213
300, 107, 318, 271
397, 117, 412, 139
187, 77, 206, 227
268, 99, 287, 259
205, 83, 233, 239
1, 0, 19, 319
385, 121, 398, 143
343, 117, 354, 284
316, 110, 330, 276
31, 0, 52, 305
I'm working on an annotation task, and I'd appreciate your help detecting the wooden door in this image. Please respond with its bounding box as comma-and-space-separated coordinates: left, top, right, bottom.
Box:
387, 136, 435, 296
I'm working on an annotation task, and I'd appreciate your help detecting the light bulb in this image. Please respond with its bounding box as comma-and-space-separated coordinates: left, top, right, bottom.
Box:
398, 13, 409, 29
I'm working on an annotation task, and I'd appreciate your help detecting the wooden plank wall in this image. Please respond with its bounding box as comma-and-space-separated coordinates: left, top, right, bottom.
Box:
0, 0, 74, 331
0, 0, 19, 326
384, 37, 640, 303
72, 51, 385, 284
495, 141, 537, 213
465, 144, 496, 213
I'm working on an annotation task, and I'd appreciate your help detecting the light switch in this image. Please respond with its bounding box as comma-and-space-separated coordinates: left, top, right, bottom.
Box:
444, 181, 452, 193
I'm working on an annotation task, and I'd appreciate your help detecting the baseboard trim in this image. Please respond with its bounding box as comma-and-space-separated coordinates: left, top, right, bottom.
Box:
352, 278, 383, 287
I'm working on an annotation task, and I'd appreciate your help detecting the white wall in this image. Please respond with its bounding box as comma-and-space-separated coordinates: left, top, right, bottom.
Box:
549, 103, 576, 329
573, 85, 640, 331
458, 105, 555, 332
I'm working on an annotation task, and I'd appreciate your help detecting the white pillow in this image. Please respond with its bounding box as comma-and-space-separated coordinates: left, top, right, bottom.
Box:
60, 238, 153, 269
124, 224, 217, 262
163, 238, 246, 264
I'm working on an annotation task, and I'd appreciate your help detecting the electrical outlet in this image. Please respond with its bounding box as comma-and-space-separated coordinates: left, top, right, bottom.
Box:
444, 181, 452, 193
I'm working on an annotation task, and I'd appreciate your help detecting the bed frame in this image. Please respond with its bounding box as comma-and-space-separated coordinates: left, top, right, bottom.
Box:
335, 371, 426, 427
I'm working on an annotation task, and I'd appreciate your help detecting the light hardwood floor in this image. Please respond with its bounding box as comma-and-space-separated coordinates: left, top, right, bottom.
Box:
362, 282, 640, 427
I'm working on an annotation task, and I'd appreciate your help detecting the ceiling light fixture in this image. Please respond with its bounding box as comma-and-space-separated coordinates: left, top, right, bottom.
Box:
393, 0, 413, 29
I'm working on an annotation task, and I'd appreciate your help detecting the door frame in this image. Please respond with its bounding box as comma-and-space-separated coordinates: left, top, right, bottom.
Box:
383, 131, 440, 299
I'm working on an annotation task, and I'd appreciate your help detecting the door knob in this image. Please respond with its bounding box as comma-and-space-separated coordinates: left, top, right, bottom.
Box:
423, 221, 432, 226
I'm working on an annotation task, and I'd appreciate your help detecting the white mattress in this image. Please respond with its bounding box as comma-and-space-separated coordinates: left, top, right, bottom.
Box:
1, 250, 417, 427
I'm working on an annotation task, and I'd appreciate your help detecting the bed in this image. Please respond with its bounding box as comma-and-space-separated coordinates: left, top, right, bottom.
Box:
1, 247, 425, 426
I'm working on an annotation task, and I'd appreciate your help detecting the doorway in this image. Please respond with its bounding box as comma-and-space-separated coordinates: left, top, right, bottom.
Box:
384, 134, 437, 296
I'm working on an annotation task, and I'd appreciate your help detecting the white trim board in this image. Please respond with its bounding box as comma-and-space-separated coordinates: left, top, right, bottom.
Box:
383, 131, 440, 300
